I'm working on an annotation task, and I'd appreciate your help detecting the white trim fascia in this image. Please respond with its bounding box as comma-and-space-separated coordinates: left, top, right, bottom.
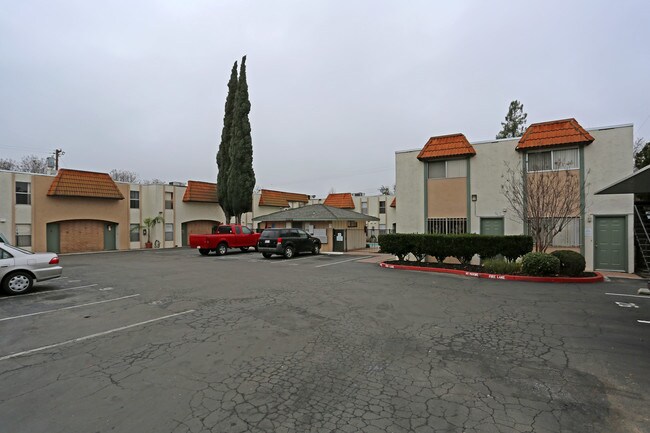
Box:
395, 148, 421, 154
586, 123, 633, 132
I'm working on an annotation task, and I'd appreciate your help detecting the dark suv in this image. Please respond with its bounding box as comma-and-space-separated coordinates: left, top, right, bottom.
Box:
257, 228, 321, 259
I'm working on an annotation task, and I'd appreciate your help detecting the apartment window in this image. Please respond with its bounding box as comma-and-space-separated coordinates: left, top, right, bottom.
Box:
130, 191, 140, 209
428, 161, 446, 179
130, 224, 140, 242
379, 201, 386, 214
164, 223, 173, 241
428, 160, 467, 179
527, 148, 579, 172
427, 218, 467, 235
528, 217, 580, 247
347, 221, 358, 228
16, 224, 32, 247
16, 182, 31, 205
361, 201, 368, 215
165, 192, 173, 209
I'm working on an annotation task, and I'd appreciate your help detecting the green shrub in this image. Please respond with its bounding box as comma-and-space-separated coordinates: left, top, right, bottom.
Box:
378, 233, 533, 263
550, 250, 586, 276
483, 258, 522, 275
521, 252, 560, 276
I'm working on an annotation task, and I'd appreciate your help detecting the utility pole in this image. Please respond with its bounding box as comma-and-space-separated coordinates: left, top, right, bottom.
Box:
54, 149, 65, 170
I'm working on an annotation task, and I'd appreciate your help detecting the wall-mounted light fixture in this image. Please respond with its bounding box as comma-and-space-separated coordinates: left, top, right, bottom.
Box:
471, 194, 478, 202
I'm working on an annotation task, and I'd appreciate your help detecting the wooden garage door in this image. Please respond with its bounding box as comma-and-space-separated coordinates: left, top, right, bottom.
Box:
182, 220, 221, 246
59, 220, 105, 253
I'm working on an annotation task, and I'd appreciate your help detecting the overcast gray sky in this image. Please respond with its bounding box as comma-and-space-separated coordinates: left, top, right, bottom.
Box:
1, 1, 649, 196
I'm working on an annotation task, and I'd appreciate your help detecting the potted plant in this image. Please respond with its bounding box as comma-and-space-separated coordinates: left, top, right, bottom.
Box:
143, 215, 164, 248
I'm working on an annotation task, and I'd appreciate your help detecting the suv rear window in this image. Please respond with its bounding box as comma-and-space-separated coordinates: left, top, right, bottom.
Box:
260, 230, 279, 239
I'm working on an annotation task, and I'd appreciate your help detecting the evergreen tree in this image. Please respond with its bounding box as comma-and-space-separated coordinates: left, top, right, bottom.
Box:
496, 100, 528, 139
216, 61, 238, 222
227, 56, 256, 224
634, 138, 650, 170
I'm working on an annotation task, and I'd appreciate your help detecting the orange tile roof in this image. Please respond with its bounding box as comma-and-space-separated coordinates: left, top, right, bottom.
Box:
183, 181, 219, 203
417, 133, 476, 161
47, 169, 124, 199
517, 118, 594, 150
390, 197, 396, 208
258, 189, 310, 207
323, 193, 355, 209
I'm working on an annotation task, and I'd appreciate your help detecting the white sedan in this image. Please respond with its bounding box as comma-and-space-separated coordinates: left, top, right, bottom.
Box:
0, 243, 63, 295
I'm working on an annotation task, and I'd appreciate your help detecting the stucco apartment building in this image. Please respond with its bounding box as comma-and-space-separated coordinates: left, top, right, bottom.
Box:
395, 118, 635, 272
0, 170, 393, 253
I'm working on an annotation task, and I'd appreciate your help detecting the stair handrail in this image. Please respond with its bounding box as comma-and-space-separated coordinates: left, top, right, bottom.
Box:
634, 205, 650, 272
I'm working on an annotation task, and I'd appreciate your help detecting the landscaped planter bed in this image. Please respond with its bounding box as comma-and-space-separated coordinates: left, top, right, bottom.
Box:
380, 260, 604, 283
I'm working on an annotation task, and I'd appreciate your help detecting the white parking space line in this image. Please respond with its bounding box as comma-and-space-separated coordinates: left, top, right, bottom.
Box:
270, 255, 324, 264
0, 284, 98, 301
638, 320, 650, 324
0, 309, 196, 362
605, 293, 650, 300
0, 294, 141, 322
315, 256, 373, 268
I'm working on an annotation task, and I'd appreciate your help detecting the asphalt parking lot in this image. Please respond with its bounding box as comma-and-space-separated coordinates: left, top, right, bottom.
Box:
0, 248, 648, 433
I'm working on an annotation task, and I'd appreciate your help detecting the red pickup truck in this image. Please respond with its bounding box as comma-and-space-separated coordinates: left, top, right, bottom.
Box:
189, 224, 261, 256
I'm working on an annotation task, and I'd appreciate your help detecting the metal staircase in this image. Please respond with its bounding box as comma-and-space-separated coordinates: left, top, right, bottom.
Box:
634, 204, 650, 277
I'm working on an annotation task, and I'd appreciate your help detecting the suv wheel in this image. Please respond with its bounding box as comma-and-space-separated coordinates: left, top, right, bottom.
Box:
283, 246, 295, 259
262, 252, 272, 259
312, 244, 320, 255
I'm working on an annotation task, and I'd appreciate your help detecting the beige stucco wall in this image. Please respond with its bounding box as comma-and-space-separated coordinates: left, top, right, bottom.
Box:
395, 150, 425, 233
0, 171, 17, 244
31, 175, 130, 252
138, 184, 165, 247
427, 177, 467, 218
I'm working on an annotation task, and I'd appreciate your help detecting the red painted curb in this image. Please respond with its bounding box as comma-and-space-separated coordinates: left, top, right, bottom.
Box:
379, 262, 604, 283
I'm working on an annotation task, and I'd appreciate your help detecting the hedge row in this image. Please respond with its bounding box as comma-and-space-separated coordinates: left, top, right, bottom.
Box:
378, 233, 533, 263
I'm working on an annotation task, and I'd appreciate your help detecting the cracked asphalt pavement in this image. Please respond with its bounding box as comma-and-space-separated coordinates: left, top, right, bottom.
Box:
0, 248, 648, 432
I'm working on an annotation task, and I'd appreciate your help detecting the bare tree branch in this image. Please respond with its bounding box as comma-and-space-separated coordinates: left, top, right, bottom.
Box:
501, 161, 588, 252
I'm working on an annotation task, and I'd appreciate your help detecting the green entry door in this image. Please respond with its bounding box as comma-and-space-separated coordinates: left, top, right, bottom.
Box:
181, 223, 188, 247
104, 223, 117, 251
333, 229, 346, 252
46, 223, 60, 253
594, 216, 626, 271
480, 218, 504, 236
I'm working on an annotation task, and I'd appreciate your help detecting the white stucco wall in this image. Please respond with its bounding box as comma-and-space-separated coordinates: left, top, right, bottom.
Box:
583, 125, 635, 272
470, 138, 523, 236
395, 150, 425, 233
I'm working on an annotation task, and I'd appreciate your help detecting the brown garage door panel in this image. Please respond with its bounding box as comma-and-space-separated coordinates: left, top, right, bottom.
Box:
60, 220, 105, 253
187, 220, 219, 235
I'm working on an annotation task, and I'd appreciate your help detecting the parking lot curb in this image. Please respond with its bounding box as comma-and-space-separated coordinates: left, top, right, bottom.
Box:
379, 262, 605, 283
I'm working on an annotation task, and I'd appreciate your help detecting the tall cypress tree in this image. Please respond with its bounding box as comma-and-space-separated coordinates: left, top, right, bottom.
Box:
227, 55, 256, 224
216, 61, 238, 223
